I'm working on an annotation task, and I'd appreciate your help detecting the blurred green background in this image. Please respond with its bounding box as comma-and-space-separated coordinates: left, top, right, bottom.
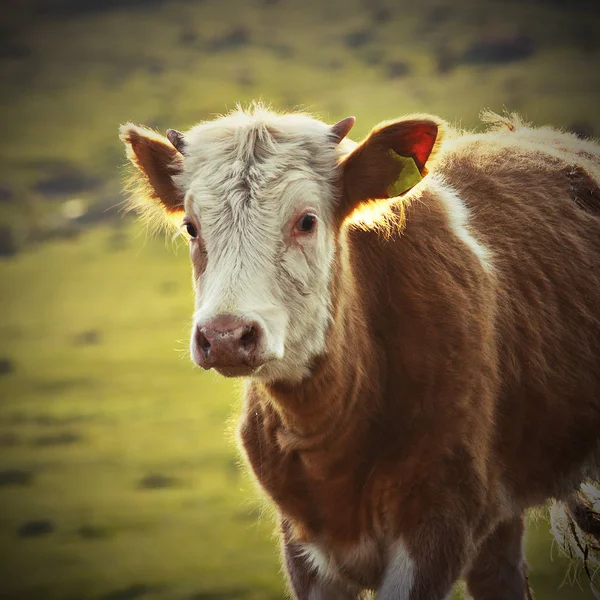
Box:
0, 0, 599, 598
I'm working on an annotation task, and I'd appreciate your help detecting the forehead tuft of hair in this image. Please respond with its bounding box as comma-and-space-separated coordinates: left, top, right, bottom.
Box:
121, 103, 351, 236
177, 102, 348, 190
188, 101, 334, 146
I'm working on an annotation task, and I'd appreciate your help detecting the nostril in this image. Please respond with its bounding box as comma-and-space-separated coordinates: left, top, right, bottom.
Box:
196, 328, 211, 360
240, 325, 258, 351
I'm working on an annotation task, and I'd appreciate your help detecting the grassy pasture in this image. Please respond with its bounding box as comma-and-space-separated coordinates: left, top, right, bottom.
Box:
0, 0, 599, 597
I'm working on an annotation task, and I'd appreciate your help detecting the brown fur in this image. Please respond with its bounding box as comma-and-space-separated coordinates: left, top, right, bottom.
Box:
237, 115, 600, 598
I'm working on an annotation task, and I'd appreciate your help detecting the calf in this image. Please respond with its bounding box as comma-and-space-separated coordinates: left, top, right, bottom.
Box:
121, 104, 600, 599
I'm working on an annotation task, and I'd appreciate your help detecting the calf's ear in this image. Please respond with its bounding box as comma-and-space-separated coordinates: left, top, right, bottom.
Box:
339, 115, 445, 218
119, 123, 185, 214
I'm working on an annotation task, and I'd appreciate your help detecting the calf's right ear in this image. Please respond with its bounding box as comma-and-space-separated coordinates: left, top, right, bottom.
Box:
119, 123, 185, 214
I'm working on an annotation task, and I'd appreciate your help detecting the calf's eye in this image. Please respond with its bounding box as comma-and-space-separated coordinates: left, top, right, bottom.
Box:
185, 222, 198, 238
296, 213, 317, 233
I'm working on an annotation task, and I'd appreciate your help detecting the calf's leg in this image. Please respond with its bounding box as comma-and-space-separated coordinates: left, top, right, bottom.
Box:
281, 521, 360, 600
465, 516, 534, 600
376, 521, 475, 600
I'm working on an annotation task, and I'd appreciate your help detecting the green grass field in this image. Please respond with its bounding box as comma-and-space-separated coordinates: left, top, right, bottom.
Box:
0, 0, 599, 598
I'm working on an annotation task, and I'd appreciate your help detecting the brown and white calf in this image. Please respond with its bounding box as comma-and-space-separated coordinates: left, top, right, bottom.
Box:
121, 105, 600, 599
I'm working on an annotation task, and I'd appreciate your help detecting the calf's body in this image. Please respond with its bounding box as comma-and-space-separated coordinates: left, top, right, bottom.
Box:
121, 107, 600, 599
240, 128, 600, 598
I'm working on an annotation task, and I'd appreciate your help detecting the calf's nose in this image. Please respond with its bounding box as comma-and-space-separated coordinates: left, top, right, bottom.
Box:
194, 315, 263, 371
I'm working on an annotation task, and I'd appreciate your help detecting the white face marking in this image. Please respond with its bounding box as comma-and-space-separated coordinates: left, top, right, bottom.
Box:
176, 106, 346, 382
377, 540, 415, 600
428, 175, 494, 274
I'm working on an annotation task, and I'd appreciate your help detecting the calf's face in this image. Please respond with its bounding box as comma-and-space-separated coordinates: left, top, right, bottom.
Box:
181, 115, 355, 382
121, 107, 441, 383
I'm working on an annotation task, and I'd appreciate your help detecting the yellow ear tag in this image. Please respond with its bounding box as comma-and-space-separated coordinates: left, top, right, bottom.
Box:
385, 149, 423, 198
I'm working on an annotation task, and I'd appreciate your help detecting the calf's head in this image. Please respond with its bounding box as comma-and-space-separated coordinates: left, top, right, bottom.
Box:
121, 106, 443, 382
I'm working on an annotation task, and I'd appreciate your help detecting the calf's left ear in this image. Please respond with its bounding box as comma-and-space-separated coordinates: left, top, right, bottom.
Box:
339, 115, 445, 218
119, 123, 185, 214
